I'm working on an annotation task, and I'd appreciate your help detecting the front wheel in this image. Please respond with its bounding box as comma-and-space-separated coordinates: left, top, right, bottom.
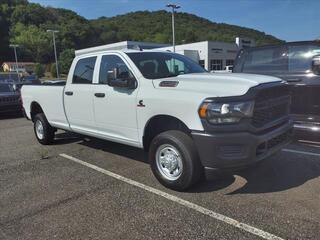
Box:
149, 130, 203, 191
33, 113, 55, 145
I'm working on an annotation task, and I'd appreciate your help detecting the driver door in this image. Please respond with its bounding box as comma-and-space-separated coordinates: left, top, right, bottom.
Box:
92, 54, 139, 145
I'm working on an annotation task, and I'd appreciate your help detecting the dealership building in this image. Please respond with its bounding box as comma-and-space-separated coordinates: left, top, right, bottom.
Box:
83, 37, 255, 71
156, 37, 255, 71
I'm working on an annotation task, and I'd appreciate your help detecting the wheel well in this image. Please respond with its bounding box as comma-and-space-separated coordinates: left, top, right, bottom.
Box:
30, 102, 44, 122
143, 115, 190, 151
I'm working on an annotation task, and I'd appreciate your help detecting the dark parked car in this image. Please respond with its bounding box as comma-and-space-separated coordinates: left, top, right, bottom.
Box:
0, 83, 21, 115
233, 41, 320, 138
21, 74, 41, 85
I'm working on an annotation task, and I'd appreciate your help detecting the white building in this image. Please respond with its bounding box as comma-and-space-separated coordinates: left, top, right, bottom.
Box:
157, 38, 255, 71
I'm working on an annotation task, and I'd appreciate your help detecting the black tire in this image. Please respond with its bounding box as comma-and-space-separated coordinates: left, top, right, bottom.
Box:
149, 130, 203, 191
33, 113, 55, 145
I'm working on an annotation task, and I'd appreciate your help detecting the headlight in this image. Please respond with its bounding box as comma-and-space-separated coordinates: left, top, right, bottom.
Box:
199, 100, 254, 124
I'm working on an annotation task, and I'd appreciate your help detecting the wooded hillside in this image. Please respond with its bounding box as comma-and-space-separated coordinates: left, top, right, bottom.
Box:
0, 0, 283, 72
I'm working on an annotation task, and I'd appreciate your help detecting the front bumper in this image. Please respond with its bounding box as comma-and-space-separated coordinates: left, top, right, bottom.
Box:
191, 120, 293, 172
0, 103, 21, 114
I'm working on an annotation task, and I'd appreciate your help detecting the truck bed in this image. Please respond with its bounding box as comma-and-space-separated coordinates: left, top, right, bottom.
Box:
21, 85, 70, 130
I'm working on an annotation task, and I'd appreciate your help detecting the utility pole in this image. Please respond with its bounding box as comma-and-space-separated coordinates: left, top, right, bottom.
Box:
47, 29, 60, 79
166, 3, 180, 53
9, 44, 20, 81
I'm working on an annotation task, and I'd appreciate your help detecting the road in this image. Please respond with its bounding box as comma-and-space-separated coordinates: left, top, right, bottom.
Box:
0, 115, 319, 239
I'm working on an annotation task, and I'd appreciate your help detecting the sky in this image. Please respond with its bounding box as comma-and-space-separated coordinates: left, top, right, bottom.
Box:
30, 0, 319, 42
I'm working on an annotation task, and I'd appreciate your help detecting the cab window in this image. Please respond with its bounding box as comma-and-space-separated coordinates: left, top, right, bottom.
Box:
99, 55, 130, 84
72, 57, 97, 84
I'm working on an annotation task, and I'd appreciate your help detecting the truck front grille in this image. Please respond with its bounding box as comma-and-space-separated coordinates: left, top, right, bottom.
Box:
252, 85, 290, 128
0, 96, 20, 104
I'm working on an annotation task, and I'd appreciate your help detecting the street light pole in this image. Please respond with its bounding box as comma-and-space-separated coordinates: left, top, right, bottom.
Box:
47, 29, 60, 79
9, 44, 20, 81
166, 3, 180, 53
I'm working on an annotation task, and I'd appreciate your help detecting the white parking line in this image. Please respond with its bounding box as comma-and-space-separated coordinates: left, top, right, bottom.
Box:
60, 153, 284, 240
282, 148, 320, 157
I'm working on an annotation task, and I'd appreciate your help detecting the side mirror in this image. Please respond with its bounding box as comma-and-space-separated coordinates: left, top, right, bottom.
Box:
108, 67, 137, 89
312, 55, 320, 75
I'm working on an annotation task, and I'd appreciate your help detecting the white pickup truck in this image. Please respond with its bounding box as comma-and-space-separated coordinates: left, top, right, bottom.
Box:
22, 47, 293, 190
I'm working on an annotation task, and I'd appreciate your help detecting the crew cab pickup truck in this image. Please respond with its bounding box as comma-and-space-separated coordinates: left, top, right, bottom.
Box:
22, 47, 292, 190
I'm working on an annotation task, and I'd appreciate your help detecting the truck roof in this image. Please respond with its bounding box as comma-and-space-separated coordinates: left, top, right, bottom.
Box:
241, 40, 320, 51
75, 45, 170, 57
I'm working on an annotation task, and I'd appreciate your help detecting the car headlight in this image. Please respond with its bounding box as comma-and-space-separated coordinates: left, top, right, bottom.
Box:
199, 100, 254, 124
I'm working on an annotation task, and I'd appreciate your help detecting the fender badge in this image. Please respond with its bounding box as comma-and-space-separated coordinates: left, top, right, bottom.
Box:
159, 81, 179, 87
137, 100, 145, 107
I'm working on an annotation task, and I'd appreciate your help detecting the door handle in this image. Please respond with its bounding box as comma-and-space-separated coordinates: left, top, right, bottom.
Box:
94, 93, 105, 98
65, 91, 73, 96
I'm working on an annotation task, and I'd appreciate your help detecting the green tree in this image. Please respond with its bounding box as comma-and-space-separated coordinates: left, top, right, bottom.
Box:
50, 63, 58, 78
1, 1, 284, 64
34, 63, 44, 78
10, 23, 51, 62
59, 48, 74, 74
0, 3, 11, 62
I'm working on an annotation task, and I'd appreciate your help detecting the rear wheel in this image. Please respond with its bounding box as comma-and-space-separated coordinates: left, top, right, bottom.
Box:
149, 130, 203, 191
33, 113, 55, 145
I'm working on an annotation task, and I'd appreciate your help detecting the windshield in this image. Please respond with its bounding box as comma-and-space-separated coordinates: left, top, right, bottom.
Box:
234, 44, 320, 74
126, 52, 206, 79
0, 84, 13, 93
288, 45, 320, 72
236, 46, 287, 73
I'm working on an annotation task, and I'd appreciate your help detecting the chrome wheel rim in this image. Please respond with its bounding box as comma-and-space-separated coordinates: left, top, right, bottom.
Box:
35, 120, 44, 140
156, 144, 183, 181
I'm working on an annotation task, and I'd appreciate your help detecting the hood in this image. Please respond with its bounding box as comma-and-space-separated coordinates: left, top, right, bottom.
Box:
153, 72, 282, 97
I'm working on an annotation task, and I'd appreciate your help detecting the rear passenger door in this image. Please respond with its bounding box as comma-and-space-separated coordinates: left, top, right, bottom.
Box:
64, 56, 97, 133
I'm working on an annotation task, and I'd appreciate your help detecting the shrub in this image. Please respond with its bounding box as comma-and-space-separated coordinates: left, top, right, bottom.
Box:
34, 63, 44, 78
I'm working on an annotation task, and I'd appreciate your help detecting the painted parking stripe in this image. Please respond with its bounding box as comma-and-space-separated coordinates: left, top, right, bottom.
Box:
60, 153, 284, 240
282, 148, 320, 157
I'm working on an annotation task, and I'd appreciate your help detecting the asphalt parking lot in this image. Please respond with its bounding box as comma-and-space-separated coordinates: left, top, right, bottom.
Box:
0, 115, 319, 240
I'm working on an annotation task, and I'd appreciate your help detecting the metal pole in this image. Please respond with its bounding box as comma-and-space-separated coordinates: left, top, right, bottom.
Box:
172, 8, 175, 52
47, 29, 60, 79
13, 46, 19, 81
52, 31, 59, 79
10, 44, 20, 81
166, 4, 180, 53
